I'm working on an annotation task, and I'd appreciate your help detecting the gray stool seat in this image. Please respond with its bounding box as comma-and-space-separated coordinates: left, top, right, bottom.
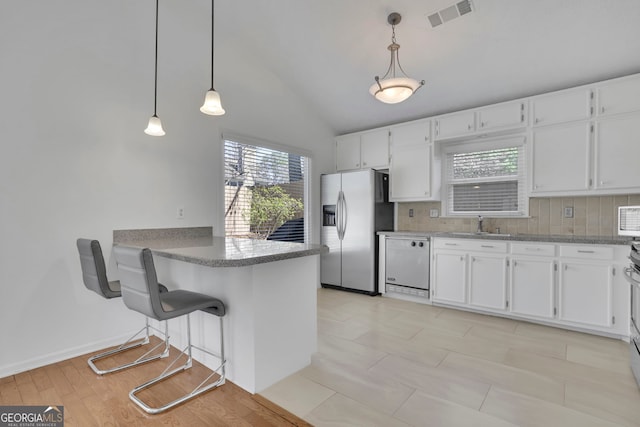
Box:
76, 238, 170, 375
114, 245, 226, 414
159, 290, 225, 319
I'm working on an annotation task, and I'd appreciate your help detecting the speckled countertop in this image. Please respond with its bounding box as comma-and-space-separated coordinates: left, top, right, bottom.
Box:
114, 227, 328, 267
378, 230, 632, 246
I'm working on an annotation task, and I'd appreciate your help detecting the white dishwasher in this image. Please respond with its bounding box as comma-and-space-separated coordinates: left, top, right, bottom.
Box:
385, 237, 430, 298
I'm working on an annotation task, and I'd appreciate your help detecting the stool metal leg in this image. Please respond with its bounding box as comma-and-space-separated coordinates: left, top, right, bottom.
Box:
88, 318, 170, 375
129, 314, 226, 414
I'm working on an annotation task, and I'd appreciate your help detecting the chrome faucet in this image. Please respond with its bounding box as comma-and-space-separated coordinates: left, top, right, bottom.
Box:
477, 215, 484, 233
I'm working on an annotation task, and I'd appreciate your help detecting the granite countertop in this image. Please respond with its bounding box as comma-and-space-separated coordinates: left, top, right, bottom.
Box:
378, 230, 632, 246
113, 227, 328, 267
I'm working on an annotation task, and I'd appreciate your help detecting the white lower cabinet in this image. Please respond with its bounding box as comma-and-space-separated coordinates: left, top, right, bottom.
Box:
430, 238, 629, 337
509, 257, 556, 319
431, 251, 467, 305
468, 254, 507, 311
558, 261, 613, 328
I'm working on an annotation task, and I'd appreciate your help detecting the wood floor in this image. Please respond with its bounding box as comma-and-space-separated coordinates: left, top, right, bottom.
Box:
260, 288, 640, 427
0, 340, 310, 426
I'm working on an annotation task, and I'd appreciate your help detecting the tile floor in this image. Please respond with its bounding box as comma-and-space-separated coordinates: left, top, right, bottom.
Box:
260, 288, 640, 426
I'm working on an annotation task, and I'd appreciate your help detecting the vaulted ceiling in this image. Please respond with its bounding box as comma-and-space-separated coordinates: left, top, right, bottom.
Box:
218, 0, 640, 135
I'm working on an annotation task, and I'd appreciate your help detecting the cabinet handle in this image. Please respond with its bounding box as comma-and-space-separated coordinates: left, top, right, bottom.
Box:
577, 250, 595, 254
481, 245, 494, 248
601, 106, 605, 114
525, 247, 541, 251
535, 118, 540, 124
472, 257, 476, 262
363, 162, 367, 166
445, 243, 458, 246
480, 122, 485, 128
356, 163, 360, 167
460, 256, 464, 261
468, 124, 472, 130
513, 260, 517, 267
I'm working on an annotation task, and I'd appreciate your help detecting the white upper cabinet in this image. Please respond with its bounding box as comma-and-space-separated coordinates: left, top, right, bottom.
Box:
389, 120, 437, 201
434, 101, 526, 141
596, 74, 640, 117
594, 112, 640, 192
335, 128, 389, 172
434, 111, 475, 140
360, 129, 390, 170
477, 100, 527, 132
531, 88, 592, 126
531, 122, 591, 194
335, 134, 361, 171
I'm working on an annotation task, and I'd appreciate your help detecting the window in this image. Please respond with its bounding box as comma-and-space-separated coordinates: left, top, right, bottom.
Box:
223, 137, 308, 242
442, 137, 527, 217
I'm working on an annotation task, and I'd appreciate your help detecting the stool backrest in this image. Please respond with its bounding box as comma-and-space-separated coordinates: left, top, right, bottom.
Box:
77, 239, 120, 299
113, 246, 164, 320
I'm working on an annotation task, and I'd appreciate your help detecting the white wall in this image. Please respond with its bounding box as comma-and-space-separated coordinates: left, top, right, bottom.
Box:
0, 0, 334, 376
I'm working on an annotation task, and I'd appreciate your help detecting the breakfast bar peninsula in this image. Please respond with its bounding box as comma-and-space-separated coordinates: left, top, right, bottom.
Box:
114, 227, 326, 393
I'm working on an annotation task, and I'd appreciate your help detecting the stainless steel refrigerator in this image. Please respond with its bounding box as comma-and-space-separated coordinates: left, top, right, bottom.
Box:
321, 169, 394, 295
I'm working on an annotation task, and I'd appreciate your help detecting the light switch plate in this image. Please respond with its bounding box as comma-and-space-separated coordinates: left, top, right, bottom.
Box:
564, 207, 573, 218
409, 209, 414, 218
430, 209, 439, 218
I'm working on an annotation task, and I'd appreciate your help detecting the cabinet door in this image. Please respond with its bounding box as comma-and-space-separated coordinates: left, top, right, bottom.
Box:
558, 262, 613, 328
531, 88, 592, 126
336, 134, 360, 171
531, 122, 591, 194
389, 122, 431, 201
360, 129, 389, 169
434, 111, 475, 140
510, 258, 555, 319
432, 251, 467, 305
477, 101, 526, 131
594, 112, 640, 192
468, 254, 507, 311
597, 75, 640, 117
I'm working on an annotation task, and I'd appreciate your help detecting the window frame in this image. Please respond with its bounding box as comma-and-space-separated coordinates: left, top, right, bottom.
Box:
220, 132, 312, 242
441, 136, 529, 218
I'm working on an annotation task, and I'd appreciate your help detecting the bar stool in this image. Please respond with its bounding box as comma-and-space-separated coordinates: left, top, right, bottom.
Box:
76, 239, 170, 375
113, 245, 226, 414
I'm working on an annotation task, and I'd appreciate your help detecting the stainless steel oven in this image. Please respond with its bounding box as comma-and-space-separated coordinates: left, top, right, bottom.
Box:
623, 242, 640, 387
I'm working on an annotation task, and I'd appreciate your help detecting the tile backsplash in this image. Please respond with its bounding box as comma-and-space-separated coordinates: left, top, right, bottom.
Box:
397, 195, 640, 236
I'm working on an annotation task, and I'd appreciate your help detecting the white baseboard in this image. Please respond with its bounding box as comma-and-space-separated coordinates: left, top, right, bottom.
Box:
0, 331, 141, 379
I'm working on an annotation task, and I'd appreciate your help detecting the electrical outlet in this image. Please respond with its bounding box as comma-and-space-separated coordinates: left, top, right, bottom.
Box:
409, 208, 414, 218
430, 209, 439, 218
564, 207, 573, 218
177, 206, 185, 219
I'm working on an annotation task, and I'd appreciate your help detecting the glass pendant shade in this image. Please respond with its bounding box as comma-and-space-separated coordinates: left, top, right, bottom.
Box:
200, 89, 225, 115
144, 115, 165, 136
369, 77, 423, 104
371, 13, 424, 104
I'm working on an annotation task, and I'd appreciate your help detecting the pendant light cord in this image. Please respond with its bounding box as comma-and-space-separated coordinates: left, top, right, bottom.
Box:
153, 0, 159, 116
210, 0, 215, 90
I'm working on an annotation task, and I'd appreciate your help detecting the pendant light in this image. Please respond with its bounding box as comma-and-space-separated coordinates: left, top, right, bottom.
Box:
369, 13, 425, 104
200, 0, 225, 115
144, 0, 165, 136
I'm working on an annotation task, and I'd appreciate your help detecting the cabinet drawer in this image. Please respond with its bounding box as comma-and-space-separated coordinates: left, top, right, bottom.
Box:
433, 239, 466, 250
559, 245, 613, 260
511, 242, 556, 256
467, 240, 508, 253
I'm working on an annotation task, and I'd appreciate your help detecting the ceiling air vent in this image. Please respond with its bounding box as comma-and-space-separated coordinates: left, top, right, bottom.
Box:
426, 0, 474, 28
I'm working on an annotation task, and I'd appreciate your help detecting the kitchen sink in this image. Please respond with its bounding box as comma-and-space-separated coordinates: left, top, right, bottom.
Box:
450, 232, 512, 237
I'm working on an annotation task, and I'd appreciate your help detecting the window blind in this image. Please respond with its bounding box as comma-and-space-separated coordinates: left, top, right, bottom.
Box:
444, 143, 526, 216
224, 139, 306, 242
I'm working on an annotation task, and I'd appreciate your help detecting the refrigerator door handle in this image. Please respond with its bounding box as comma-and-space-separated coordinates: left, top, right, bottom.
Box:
336, 191, 344, 240
341, 191, 348, 238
